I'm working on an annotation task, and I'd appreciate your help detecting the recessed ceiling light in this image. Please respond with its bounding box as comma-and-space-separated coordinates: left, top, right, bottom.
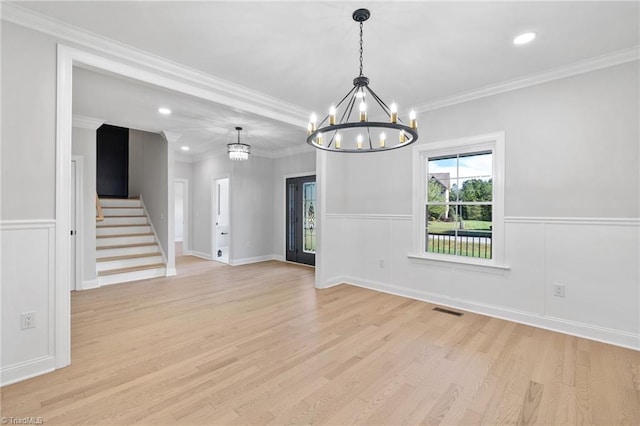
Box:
180, 146, 190, 151
513, 32, 537, 45
158, 107, 172, 115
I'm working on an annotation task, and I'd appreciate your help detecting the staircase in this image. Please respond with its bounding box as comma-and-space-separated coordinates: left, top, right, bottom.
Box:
96, 197, 166, 286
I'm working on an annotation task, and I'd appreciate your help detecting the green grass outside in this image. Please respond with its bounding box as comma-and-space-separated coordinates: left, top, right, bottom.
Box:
427, 220, 492, 233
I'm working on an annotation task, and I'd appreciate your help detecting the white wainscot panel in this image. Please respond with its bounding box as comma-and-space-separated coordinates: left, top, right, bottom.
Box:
544, 222, 639, 334
356, 217, 392, 286
452, 222, 545, 313
390, 218, 455, 298
1, 221, 56, 385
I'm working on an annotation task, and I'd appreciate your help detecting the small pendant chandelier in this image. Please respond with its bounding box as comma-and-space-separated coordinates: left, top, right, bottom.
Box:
227, 126, 250, 161
306, 8, 418, 153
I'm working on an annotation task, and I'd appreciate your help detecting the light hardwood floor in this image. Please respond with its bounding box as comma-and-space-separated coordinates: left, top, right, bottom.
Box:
2, 254, 639, 425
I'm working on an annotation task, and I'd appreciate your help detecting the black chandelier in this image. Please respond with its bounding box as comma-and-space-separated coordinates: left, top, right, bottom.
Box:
306, 8, 418, 153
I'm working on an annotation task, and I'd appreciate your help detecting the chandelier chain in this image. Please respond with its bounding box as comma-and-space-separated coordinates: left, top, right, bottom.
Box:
359, 21, 364, 77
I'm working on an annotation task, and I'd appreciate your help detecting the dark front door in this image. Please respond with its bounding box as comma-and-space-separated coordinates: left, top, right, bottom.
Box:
286, 175, 316, 266
97, 124, 129, 198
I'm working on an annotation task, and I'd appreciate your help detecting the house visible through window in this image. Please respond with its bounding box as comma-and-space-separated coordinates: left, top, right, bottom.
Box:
412, 132, 505, 267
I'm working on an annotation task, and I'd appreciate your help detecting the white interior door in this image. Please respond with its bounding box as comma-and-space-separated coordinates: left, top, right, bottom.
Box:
70, 160, 77, 291
214, 178, 230, 264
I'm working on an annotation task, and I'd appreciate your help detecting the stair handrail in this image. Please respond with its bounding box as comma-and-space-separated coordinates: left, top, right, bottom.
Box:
96, 192, 104, 222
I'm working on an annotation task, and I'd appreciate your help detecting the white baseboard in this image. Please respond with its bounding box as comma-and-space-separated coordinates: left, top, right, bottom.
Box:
80, 279, 99, 290
323, 276, 640, 351
190, 251, 213, 260
273, 254, 285, 262
0, 355, 56, 387
174, 238, 183, 242
166, 268, 177, 277
229, 255, 275, 266
183, 250, 193, 256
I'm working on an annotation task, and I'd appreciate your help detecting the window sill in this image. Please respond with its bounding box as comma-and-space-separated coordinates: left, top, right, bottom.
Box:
407, 253, 510, 273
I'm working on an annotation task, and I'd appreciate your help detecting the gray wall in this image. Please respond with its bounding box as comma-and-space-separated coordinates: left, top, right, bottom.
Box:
129, 129, 169, 260
327, 62, 639, 218
190, 152, 275, 263
1, 22, 56, 220
72, 127, 98, 287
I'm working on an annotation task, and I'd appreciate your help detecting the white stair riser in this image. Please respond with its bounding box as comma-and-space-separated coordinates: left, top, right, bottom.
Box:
96, 244, 159, 258
97, 255, 164, 272
98, 267, 166, 286
99, 199, 142, 208
96, 235, 155, 247
101, 216, 148, 226
96, 226, 151, 236
102, 207, 144, 216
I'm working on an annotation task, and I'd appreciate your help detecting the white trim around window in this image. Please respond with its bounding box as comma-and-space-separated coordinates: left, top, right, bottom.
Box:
410, 132, 507, 270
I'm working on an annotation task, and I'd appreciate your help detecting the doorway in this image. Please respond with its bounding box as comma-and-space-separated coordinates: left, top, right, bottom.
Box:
286, 175, 316, 266
70, 156, 82, 292
213, 177, 230, 264
174, 179, 188, 256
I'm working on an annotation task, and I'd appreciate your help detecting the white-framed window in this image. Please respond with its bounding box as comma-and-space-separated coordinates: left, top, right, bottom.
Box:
411, 132, 506, 268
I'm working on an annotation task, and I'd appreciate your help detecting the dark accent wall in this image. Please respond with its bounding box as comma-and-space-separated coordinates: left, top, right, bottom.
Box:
96, 124, 129, 198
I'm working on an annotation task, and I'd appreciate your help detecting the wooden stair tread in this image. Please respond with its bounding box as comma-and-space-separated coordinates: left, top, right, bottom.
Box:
97, 223, 148, 228
98, 263, 165, 276
98, 196, 140, 199
97, 233, 154, 239
96, 242, 158, 250
97, 252, 161, 262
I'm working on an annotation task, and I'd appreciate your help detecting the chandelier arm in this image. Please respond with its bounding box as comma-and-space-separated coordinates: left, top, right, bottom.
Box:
334, 85, 358, 111
366, 126, 373, 150
327, 129, 337, 148
342, 93, 359, 125
364, 85, 397, 122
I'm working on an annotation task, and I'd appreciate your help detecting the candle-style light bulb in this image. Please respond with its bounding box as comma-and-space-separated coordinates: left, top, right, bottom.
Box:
310, 113, 317, 132
409, 110, 417, 129
329, 106, 336, 126
307, 122, 313, 135
379, 132, 386, 148
316, 132, 323, 146
399, 130, 407, 143
390, 103, 398, 124
359, 102, 367, 122
335, 133, 342, 149
357, 134, 363, 150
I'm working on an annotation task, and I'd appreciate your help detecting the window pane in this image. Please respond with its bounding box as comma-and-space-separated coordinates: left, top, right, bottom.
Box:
458, 151, 492, 178
426, 203, 492, 259
287, 183, 296, 252
302, 182, 316, 253
458, 177, 493, 202
427, 156, 456, 202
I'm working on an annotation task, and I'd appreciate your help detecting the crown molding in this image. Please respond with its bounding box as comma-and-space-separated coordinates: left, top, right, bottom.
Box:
162, 131, 182, 144
1, 2, 308, 128
72, 115, 104, 130
416, 46, 640, 113
270, 143, 316, 159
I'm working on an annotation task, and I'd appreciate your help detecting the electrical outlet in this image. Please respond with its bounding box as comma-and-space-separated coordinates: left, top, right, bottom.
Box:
379, 259, 385, 268
21, 312, 36, 329
553, 283, 565, 298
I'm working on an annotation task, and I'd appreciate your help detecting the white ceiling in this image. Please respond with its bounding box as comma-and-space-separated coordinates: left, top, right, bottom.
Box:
16, 1, 640, 157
